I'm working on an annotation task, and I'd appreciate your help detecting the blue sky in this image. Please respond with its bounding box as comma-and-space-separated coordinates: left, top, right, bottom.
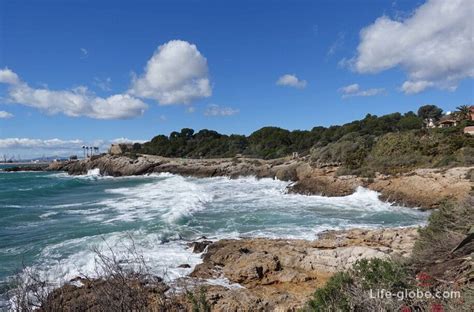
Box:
0, 0, 472, 158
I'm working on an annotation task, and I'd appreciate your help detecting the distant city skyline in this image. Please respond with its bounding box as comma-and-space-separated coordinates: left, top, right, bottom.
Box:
1, 0, 473, 157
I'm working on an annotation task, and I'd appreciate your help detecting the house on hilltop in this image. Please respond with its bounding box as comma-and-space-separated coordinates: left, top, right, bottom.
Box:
438, 114, 458, 128
463, 126, 474, 135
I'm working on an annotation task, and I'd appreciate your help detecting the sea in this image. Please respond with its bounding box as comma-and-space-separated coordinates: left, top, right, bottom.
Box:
0, 165, 430, 306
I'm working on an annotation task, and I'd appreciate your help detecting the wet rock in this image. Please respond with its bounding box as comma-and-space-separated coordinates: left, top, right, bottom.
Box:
3, 165, 48, 172
287, 176, 357, 196
188, 240, 212, 253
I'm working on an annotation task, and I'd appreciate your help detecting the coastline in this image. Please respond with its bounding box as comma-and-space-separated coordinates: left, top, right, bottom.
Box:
46, 153, 473, 210
41, 227, 421, 311
6, 154, 472, 310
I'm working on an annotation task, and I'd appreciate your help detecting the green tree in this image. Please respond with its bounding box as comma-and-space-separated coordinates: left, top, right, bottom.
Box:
456, 105, 470, 120
397, 113, 423, 130
417, 105, 443, 121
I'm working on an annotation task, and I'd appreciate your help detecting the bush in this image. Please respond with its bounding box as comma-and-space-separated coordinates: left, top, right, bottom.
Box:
412, 199, 474, 266
305, 198, 474, 312
187, 287, 211, 312
351, 258, 408, 290
310, 133, 374, 168
305, 258, 410, 311
305, 272, 352, 311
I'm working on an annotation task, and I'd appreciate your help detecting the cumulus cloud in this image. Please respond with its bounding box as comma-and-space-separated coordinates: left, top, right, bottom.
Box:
204, 104, 239, 117
129, 40, 212, 105
0, 111, 14, 119
0, 68, 20, 85
338, 83, 385, 98
351, 0, 474, 94
0, 68, 147, 119
276, 74, 307, 89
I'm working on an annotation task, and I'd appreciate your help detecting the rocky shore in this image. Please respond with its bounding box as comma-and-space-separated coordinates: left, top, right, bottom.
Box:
41, 227, 419, 311
181, 227, 419, 311
47, 154, 473, 209
31, 155, 473, 310
2, 164, 49, 172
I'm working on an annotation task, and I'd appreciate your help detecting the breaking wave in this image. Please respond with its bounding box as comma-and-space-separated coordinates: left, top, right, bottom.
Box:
0, 171, 430, 307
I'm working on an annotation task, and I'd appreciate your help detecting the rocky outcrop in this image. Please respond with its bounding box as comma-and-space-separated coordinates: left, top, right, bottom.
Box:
369, 167, 473, 209
183, 227, 419, 311
38, 228, 419, 311
46, 154, 473, 209
2, 164, 49, 172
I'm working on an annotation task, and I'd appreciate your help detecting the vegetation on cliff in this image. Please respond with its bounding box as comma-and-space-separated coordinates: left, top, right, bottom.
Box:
305, 197, 474, 311
131, 105, 473, 174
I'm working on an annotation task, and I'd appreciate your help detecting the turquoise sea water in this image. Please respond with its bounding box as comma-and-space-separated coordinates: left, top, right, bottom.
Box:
0, 167, 429, 305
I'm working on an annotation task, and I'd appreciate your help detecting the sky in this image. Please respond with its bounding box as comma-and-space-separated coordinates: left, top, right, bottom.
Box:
0, 0, 473, 158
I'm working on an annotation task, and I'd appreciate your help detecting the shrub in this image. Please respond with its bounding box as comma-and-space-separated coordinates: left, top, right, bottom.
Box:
412, 199, 474, 266
187, 287, 211, 312
305, 272, 352, 311
305, 258, 410, 312
304, 198, 474, 312
351, 258, 408, 291
310, 133, 374, 168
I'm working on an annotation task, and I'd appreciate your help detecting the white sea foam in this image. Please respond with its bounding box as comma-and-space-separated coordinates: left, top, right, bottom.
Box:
86, 168, 101, 176
98, 174, 213, 224
204, 277, 244, 289
27, 231, 202, 286
39, 211, 58, 219
4, 172, 429, 306
61, 173, 429, 234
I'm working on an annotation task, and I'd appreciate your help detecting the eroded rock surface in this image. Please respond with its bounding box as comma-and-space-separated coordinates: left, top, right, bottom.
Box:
184, 227, 419, 311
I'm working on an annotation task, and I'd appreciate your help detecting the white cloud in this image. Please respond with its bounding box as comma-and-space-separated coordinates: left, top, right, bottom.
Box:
93, 77, 112, 91
339, 83, 385, 98
351, 0, 474, 94
327, 32, 345, 56
80, 48, 88, 58
0, 111, 14, 119
0, 137, 145, 158
400, 80, 435, 94
0, 138, 84, 149
339, 83, 360, 94
204, 104, 239, 116
0, 68, 20, 84
276, 74, 307, 89
0, 68, 147, 119
129, 40, 212, 105
111, 138, 146, 144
